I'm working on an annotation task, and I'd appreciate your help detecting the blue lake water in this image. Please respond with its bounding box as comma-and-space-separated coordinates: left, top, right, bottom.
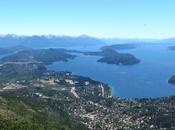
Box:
0, 53, 13, 59
1, 44, 175, 98
47, 44, 175, 98
0, 52, 18, 59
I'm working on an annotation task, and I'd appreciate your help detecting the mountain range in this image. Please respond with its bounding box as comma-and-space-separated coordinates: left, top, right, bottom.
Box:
1, 34, 175, 49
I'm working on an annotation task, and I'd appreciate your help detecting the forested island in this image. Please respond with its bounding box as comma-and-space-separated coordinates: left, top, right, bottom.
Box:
83, 48, 140, 65
0, 47, 140, 66
0, 45, 31, 55
168, 46, 175, 50
168, 47, 175, 85
101, 43, 138, 50
0, 48, 76, 65
0, 48, 174, 130
168, 75, 175, 85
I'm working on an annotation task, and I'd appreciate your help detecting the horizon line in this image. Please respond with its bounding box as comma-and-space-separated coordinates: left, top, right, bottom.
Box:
0, 33, 174, 40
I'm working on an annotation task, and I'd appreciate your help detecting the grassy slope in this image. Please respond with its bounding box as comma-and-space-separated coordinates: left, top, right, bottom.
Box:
0, 95, 89, 130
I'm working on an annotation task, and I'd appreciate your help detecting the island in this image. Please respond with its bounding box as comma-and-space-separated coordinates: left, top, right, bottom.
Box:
101, 43, 138, 50
0, 48, 174, 130
0, 48, 12, 55
168, 47, 175, 85
0, 48, 76, 65
168, 46, 175, 50
83, 48, 140, 65
168, 75, 175, 85
0, 45, 31, 55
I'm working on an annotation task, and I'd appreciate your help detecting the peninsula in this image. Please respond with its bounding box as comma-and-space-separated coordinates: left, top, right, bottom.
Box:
0, 48, 174, 130
83, 48, 140, 65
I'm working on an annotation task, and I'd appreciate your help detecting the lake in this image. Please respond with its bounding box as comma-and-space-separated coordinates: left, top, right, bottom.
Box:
47, 43, 175, 98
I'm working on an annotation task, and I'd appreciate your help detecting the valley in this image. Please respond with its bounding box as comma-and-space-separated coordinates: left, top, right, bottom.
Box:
0, 46, 174, 129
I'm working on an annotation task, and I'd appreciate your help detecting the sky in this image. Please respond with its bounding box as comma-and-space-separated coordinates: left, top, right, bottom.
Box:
0, 0, 175, 39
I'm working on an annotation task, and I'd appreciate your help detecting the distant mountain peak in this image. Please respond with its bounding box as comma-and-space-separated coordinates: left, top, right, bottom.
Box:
79, 34, 90, 38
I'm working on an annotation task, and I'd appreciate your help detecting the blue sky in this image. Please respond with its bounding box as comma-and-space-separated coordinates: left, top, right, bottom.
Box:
0, 0, 175, 38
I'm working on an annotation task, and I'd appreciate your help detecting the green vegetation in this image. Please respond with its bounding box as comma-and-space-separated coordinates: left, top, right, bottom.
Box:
168, 47, 175, 86
168, 46, 175, 50
84, 48, 140, 65
0, 95, 89, 130
168, 75, 175, 85
101, 44, 138, 50
0, 48, 76, 65
0, 45, 31, 55
0, 47, 174, 130
0, 48, 11, 55
0, 63, 46, 83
